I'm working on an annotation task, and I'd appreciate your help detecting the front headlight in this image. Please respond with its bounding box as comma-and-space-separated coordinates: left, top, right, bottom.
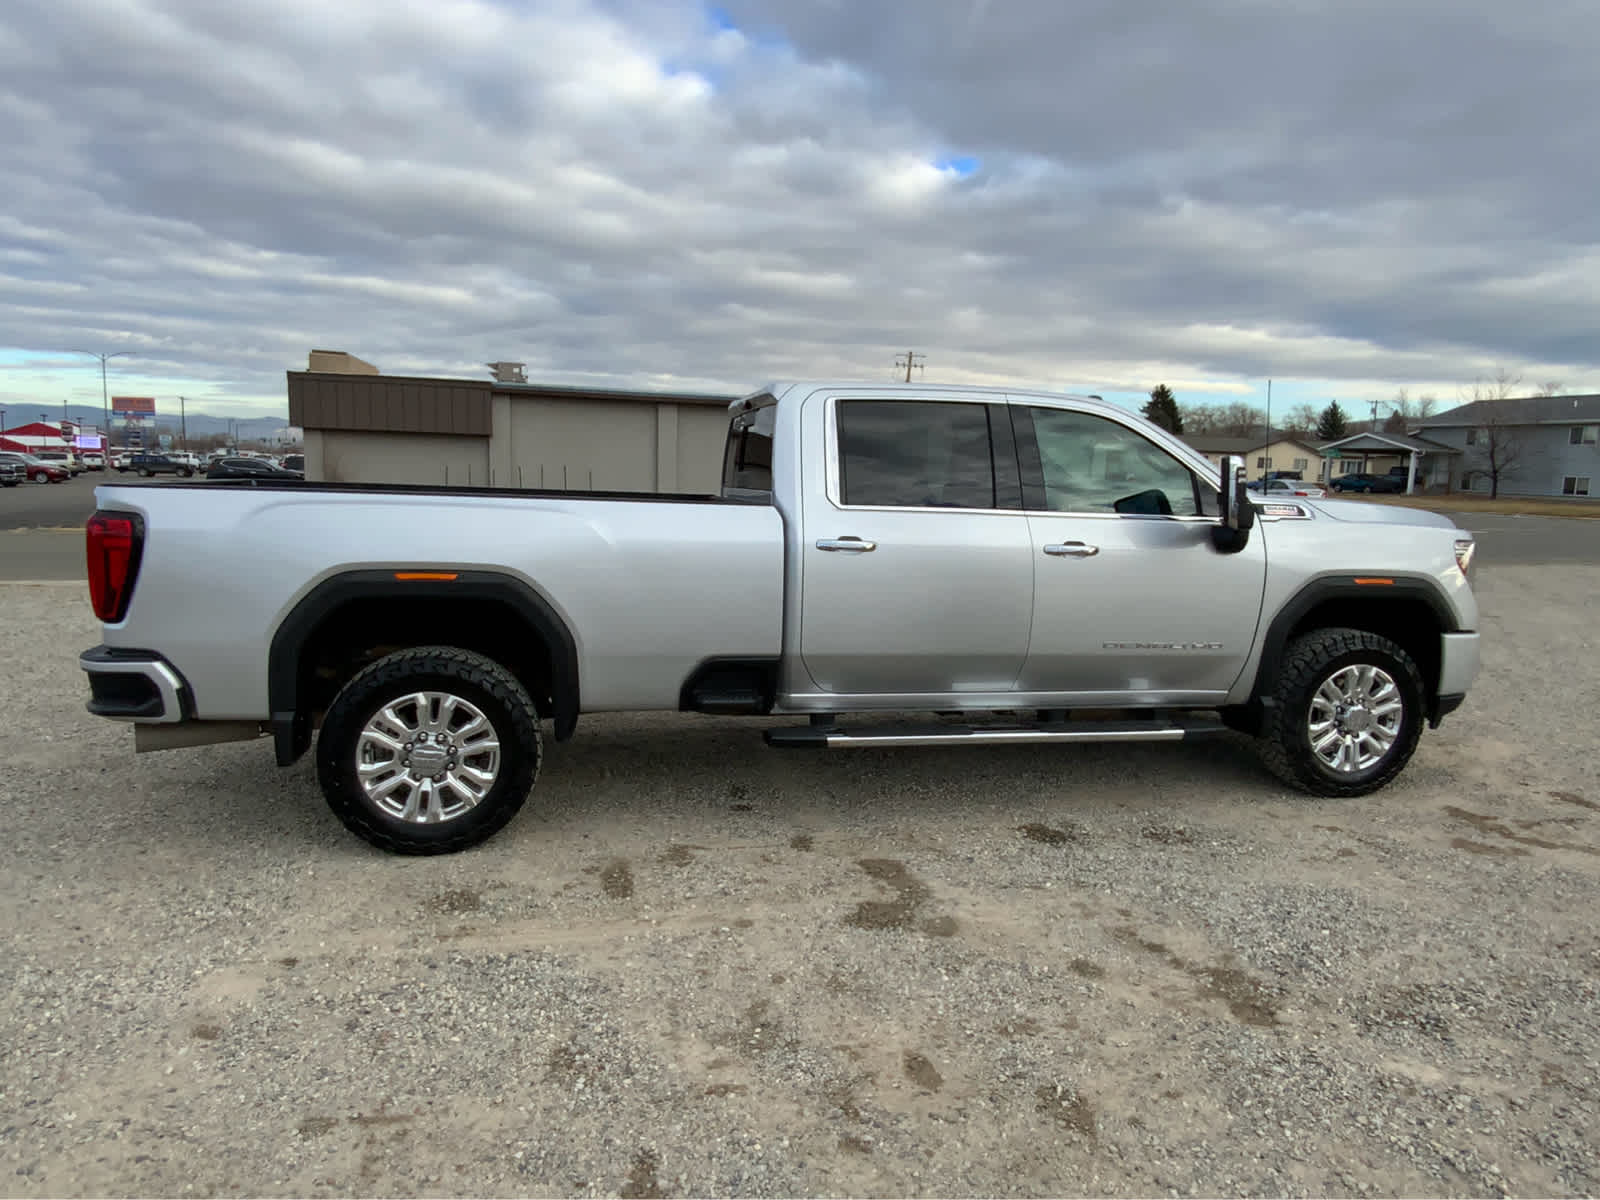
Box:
1454, 538, 1477, 581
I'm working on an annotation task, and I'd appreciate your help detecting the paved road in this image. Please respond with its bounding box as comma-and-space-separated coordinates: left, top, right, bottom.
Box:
3, 497, 1597, 581
0, 471, 105, 531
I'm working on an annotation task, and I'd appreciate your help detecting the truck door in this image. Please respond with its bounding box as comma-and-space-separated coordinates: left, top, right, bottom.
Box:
1009, 402, 1266, 702
798, 396, 1034, 696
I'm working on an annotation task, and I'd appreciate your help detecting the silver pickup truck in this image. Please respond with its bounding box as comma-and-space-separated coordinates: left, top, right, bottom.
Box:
80, 381, 1480, 854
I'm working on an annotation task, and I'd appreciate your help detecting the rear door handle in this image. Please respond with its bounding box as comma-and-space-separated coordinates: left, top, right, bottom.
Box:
1044, 542, 1099, 557
816, 537, 877, 552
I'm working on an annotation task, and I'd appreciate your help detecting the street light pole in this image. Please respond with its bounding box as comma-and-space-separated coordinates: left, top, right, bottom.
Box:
69, 349, 133, 448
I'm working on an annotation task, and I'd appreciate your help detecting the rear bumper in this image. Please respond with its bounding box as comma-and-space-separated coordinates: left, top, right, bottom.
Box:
79, 645, 192, 724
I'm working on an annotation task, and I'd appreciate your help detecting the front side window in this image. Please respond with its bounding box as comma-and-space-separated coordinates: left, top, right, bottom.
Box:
1022, 407, 1200, 516
1564, 476, 1591, 496
836, 400, 995, 508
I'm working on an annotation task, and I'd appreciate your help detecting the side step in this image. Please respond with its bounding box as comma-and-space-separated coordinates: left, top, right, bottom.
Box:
764, 716, 1227, 750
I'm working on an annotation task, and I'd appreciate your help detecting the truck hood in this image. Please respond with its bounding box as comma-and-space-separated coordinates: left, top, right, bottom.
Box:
1301, 498, 1461, 531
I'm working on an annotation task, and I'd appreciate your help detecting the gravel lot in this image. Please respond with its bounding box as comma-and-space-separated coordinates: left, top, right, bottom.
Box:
2, 565, 1598, 1198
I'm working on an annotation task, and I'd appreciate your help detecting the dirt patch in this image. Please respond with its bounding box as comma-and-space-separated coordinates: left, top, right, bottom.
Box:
427, 888, 482, 915
600, 859, 635, 899
297, 1117, 338, 1138
1444, 806, 1599, 857
619, 1149, 666, 1199
191, 1023, 222, 1041
789, 834, 814, 851
1114, 926, 1278, 1026
1550, 790, 1600, 813
844, 859, 956, 936
1068, 957, 1106, 980
995, 1017, 1043, 1037
703, 1083, 747, 1097
1035, 1083, 1097, 1140
716, 1000, 793, 1058
1141, 825, 1196, 845
1452, 837, 1531, 857
277, 957, 299, 968
661, 845, 701, 866
902, 1051, 943, 1092
838, 1135, 872, 1155
1019, 823, 1078, 845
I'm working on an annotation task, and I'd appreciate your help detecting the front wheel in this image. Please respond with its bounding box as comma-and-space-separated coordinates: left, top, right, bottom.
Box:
1258, 628, 1425, 797
316, 646, 542, 854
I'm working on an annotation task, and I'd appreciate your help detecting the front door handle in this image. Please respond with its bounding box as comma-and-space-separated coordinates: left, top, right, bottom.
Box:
1044, 542, 1099, 557
816, 537, 877, 553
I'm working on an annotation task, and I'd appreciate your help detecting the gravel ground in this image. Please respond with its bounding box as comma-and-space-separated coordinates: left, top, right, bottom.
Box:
1, 565, 1597, 1198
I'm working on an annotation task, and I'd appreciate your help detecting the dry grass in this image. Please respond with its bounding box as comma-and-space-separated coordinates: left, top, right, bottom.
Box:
1345, 493, 1600, 519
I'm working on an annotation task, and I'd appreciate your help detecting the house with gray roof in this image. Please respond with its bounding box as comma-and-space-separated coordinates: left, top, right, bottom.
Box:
1418, 394, 1600, 498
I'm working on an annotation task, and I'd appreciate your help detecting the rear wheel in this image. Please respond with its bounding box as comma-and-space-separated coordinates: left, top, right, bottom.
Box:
1258, 627, 1425, 796
316, 646, 541, 854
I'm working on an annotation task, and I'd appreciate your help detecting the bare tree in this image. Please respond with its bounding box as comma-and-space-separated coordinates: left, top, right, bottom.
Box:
1282, 403, 1319, 436
1461, 369, 1526, 499
1383, 387, 1438, 431
1218, 401, 1264, 437
1180, 403, 1218, 435
1536, 380, 1565, 397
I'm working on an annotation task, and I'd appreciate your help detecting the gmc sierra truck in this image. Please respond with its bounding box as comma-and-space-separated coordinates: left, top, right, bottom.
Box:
79, 381, 1480, 854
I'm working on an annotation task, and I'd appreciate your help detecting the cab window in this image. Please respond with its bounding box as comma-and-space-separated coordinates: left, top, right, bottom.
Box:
1018, 407, 1202, 516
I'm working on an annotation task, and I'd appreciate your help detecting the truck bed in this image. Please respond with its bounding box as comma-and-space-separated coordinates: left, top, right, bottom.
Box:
92, 480, 786, 720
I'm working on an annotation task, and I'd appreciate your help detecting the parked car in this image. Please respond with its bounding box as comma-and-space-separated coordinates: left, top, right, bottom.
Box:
1248, 478, 1326, 499
1329, 473, 1403, 494
35, 450, 84, 476
0, 451, 69, 483
280, 454, 305, 473
128, 453, 195, 478
205, 456, 305, 481
79, 379, 1481, 856
0, 457, 24, 487
81, 452, 105, 470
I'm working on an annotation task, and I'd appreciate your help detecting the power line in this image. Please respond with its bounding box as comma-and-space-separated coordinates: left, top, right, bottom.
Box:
894, 350, 925, 382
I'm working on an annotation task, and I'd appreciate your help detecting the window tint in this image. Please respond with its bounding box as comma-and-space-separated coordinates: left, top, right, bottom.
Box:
1023, 407, 1200, 516
837, 401, 995, 508
722, 404, 775, 493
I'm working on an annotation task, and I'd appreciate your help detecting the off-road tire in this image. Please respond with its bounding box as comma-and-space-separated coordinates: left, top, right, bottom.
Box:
1258, 627, 1425, 797
316, 646, 542, 854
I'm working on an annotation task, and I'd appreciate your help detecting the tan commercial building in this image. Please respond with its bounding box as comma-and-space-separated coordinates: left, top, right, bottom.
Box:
287, 353, 739, 493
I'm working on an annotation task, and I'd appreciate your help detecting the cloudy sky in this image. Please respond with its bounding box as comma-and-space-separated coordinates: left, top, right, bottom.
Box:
3, 0, 1598, 422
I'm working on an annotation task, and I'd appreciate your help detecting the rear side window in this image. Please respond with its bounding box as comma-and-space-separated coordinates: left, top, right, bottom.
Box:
722, 404, 775, 494
837, 400, 995, 509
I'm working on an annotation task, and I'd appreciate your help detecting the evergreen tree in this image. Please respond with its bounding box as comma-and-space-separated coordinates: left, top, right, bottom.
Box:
1142, 384, 1183, 435
1316, 400, 1348, 440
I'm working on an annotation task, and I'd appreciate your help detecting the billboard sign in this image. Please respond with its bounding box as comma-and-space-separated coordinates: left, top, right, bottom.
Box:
127, 429, 143, 447
112, 396, 157, 416
74, 435, 104, 450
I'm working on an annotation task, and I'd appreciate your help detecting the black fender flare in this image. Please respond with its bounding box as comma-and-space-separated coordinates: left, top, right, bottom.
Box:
267, 569, 580, 766
1239, 571, 1463, 727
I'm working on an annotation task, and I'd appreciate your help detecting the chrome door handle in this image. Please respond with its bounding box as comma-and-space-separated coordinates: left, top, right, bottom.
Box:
1044, 542, 1099, 557
816, 537, 877, 552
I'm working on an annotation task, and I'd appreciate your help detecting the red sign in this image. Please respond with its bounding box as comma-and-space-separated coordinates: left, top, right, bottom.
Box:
112, 396, 156, 415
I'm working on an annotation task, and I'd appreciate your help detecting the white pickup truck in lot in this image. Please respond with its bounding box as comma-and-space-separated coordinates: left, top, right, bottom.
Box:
80, 381, 1480, 854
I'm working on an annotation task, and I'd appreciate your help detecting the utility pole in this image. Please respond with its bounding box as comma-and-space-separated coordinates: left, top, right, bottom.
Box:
1265, 378, 1272, 473
69, 349, 133, 450
894, 350, 925, 382
179, 396, 187, 449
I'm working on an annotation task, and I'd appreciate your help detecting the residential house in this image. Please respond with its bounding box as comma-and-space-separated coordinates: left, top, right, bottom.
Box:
1313, 431, 1462, 491
1417, 393, 1600, 497
1182, 433, 1324, 478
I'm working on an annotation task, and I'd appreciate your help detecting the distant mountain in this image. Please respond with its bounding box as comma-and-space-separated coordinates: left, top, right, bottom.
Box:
6, 403, 293, 442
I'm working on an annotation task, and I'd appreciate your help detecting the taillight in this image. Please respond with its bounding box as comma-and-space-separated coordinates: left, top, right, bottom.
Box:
86, 511, 144, 622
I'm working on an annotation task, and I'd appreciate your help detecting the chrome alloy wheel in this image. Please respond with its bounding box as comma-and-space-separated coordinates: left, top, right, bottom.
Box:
1307, 664, 1403, 774
355, 691, 502, 823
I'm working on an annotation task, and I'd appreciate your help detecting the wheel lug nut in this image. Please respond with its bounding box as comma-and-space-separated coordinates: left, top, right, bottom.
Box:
404, 742, 413, 751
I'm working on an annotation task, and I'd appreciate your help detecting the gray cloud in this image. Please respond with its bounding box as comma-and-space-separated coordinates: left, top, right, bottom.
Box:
0, 0, 1596, 416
